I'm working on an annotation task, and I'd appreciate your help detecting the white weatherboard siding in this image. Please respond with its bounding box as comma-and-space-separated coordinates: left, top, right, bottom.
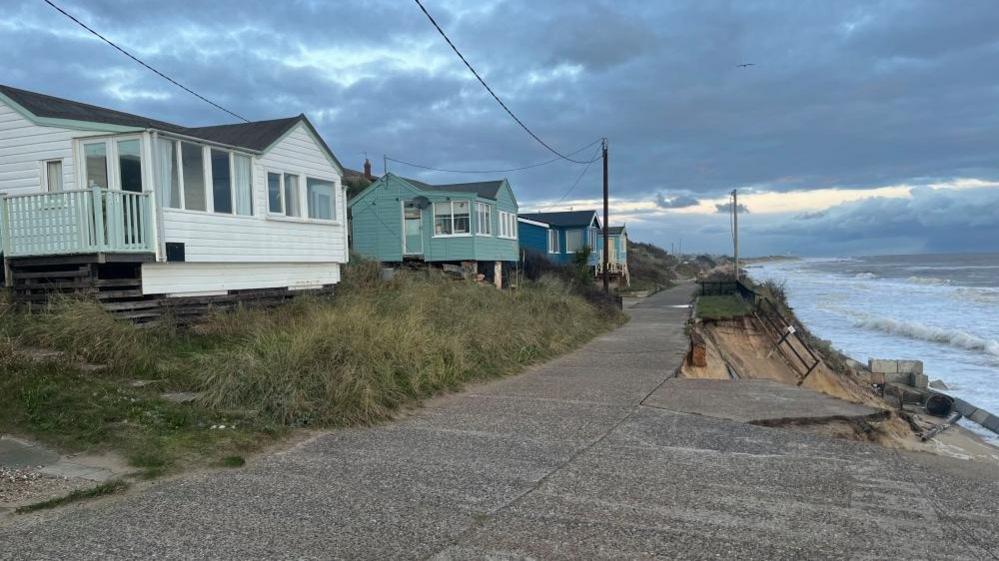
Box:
0, 100, 78, 195
159, 122, 347, 265
141, 262, 340, 296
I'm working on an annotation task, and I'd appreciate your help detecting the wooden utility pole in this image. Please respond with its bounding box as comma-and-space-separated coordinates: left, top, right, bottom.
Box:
602, 138, 610, 293
732, 189, 740, 281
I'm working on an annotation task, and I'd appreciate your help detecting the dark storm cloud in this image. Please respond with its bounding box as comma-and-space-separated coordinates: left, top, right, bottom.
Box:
2, 0, 999, 254
654, 193, 700, 209
750, 186, 999, 255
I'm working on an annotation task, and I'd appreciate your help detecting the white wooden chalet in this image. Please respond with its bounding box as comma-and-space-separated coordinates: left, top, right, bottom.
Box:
0, 84, 347, 317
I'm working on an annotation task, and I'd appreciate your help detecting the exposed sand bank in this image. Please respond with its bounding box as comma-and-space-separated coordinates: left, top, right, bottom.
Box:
681, 315, 999, 465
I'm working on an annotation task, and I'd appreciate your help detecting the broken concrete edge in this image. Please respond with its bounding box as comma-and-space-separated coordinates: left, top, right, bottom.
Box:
748, 410, 892, 429
931, 390, 999, 437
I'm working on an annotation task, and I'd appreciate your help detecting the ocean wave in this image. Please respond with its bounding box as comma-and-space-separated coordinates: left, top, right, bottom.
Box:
905, 276, 951, 286
954, 287, 999, 304
853, 272, 877, 280
854, 316, 999, 358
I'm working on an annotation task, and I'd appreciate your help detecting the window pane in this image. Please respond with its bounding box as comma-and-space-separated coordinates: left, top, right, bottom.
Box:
476, 203, 491, 235
118, 139, 143, 192
157, 139, 180, 208
234, 154, 253, 216
566, 229, 584, 252
306, 177, 334, 220
267, 173, 283, 213
453, 200, 469, 234
211, 149, 232, 214
46, 161, 63, 192
434, 202, 452, 235
84, 142, 108, 189
181, 142, 206, 211
284, 174, 300, 217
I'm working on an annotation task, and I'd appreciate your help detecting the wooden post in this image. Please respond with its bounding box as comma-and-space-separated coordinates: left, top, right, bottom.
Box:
494, 261, 502, 289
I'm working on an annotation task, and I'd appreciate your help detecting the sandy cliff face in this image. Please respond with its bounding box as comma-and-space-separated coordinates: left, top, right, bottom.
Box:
679, 316, 999, 463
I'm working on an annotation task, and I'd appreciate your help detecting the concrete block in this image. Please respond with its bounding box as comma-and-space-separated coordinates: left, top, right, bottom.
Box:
897, 360, 924, 375
884, 372, 910, 385
909, 372, 929, 390
969, 409, 991, 425
869, 359, 898, 374
982, 415, 999, 435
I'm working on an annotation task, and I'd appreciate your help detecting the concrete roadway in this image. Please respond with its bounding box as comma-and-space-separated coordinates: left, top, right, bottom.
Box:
2, 284, 999, 560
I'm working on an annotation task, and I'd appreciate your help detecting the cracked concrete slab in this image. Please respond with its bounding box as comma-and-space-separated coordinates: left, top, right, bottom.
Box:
644, 378, 886, 424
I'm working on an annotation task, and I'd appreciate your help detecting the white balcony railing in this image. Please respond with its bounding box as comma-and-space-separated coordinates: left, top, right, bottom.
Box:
0, 186, 155, 258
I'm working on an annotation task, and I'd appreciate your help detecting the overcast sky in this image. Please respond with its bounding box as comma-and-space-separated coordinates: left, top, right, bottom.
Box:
3, 0, 999, 256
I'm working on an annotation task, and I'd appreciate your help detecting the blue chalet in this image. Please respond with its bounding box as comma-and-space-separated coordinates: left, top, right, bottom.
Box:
517, 210, 601, 267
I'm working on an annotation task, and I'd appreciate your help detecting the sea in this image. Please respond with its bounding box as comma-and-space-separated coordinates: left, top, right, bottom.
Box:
748, 253, 999, 443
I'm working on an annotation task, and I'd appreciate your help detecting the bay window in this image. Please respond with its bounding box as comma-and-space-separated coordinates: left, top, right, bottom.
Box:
181, 142, 206, 211
475, 202, 492, 235
234, 154, 253, 216
497, 211, 517, 239
157, 139, 181, 208
268, 172, 283, 214
211, 149, 232, 214
306, 177, 335, 220
566, 229, 585, 253
284, 174, 300, 217
434, 200, 470, 236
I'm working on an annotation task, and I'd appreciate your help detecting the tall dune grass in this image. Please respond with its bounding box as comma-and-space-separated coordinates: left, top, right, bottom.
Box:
195, 272, 622, 426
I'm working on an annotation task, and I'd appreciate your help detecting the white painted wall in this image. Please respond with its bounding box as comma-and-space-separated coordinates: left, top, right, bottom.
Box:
158, 122, 348, 265
0, 99, 78, 195
141, 261, 340, 296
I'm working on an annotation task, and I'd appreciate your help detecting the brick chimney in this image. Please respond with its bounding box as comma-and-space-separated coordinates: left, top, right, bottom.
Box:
363, 158, 373, 180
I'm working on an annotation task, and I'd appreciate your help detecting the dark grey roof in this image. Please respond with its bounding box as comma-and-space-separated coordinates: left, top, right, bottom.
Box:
0, 84, 183, 131
0, 84, 341, 169
518, 210, 599, 228
606, 226, 626, 235
403, 177, 505, 200
183, 117, 302, 151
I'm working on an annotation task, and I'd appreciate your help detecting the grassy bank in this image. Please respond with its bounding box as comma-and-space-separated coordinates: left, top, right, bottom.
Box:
0, 267, 623, 476
695, 295, 752, 320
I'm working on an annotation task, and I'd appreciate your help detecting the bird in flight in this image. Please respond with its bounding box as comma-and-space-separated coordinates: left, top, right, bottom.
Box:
737, 63, 755, 68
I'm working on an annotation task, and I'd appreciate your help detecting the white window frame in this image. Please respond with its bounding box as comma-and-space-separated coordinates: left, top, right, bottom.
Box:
267, 171, 284, 215
306, 176, 338, 222
76, 134, 146, 193
497, 211, 518, 240
42, 159, 64, 192
475, 202, 492, 236
433, 200, 472, 238
566, 228, 587, 253
548, 229, 560, 253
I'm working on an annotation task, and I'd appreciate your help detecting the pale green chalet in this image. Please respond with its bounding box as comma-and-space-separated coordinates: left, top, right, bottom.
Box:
348, 173, 519, 284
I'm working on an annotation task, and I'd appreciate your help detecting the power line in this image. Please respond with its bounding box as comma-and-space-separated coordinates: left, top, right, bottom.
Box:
537, 143, 603, 209
413, 0, 592, 165
40, 0, 250, 123
385, 138, 603, 174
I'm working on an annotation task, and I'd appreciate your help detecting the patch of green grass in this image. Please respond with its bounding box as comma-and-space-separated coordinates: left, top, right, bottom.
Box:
15, 480, 129, 514
695, 295, 752, 320
220, 455, 245, 467
0, 266, 621, 475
